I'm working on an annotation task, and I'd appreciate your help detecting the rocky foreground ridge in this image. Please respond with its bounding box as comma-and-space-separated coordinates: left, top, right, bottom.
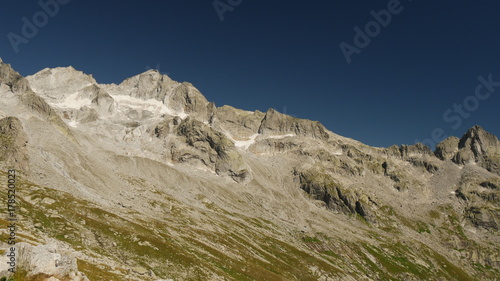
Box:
0, 58, 498, 280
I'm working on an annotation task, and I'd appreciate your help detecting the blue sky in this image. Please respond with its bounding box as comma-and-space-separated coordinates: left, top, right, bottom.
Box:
1, 0, 499, 148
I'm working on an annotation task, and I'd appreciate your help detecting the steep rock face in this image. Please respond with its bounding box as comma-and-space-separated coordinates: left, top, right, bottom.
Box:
166, 117, 252, 182
109, 70, 213, 122
176, 117, 250, 182
88, 86, 115, 116
26, 67, 97, 103
391, 143, 440, 173
296, 167, 377, 223
176, 117, 234, 160
70, 107, 99, 124
0, 63, 75, 139
212, 105, 265, 139
0, 61, 75, 143
27, 67, 114, 118
385, 145, 403, 158
0, 116, 29, 171
466, 207, 499, 230
258, 108, 329, 140
167, 82, 213, 122
116, 69, 177, 102
399, 143, 433, 159
454, 126, 500, 174
435, 136, 460, 160
0, 60, 22, 87
18, 82, 58, 117
456, 171, 500, 231
151, 116, 182, 138
27, 69, 110, 125
384, 143, 433, 161
16, 81, 74, 139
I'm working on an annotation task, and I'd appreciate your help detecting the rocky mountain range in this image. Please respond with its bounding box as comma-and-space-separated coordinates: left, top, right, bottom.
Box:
0, 58, 498, 280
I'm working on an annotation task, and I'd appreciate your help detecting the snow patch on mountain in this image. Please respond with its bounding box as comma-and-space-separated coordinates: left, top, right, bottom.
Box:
26, 67, 97, 102
51, 92, 93, 109
111, 94, 188, 119
267, 134, 296, 139
234, 134, 259, 150
68, 120, 78, 128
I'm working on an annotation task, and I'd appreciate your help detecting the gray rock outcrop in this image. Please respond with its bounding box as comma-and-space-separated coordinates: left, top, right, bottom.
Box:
0, 116, 29, 171
159, 117, 252, 182
454, 126, 500, 174
168, 82, 214, 122
0, 60, 22, 87
17, 243, 89, 281
114, 70, 214, 122
435, 136, 460, 160
81, 85, 115, 116
258, 108, 330, 140
296, 167, 377, 223
212, 105, 265, 139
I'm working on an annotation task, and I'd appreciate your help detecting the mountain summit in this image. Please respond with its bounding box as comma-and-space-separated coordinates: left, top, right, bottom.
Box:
0, 59, 498, 280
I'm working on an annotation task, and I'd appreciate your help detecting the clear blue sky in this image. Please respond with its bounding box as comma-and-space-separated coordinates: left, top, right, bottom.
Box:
1, 0, 499, 148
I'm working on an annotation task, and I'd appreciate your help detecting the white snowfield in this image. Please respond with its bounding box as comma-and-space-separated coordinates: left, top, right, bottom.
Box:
52, 91, 189, 120
26, 67, 190, 123
23, 65, 339, 168
331, 150, 343, 155
229, 134, 301, 150
68, 120, 78, 128
267, 134, 296, 139
51, 92, 93, 109
233, 133, 259, 150
111, 94, 188, 119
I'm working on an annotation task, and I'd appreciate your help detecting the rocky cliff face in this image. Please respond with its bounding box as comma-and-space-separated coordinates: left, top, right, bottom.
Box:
434, 126, 500, 175
0, 63, 21, 87
172, 117, 251, 182
258, 108, 330, 140
454, 126, 500, 174
0, 59, 498, 281
435, 136, 460, 160
0, 116, 29, 171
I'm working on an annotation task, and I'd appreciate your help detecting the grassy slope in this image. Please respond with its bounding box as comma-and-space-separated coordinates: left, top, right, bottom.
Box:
0, 171, 498, 280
